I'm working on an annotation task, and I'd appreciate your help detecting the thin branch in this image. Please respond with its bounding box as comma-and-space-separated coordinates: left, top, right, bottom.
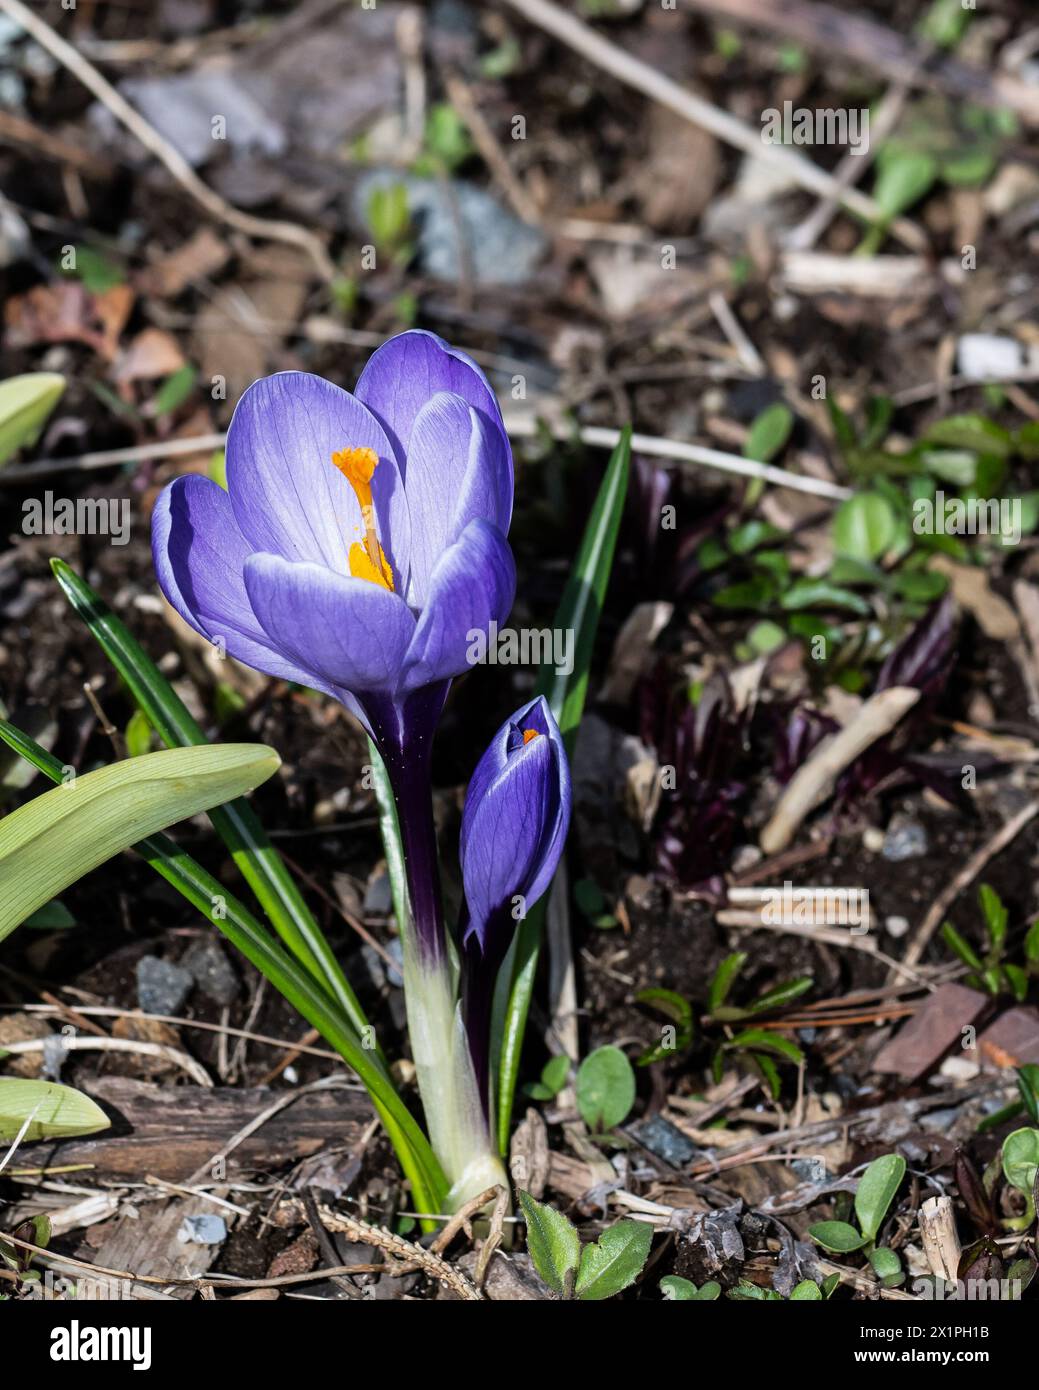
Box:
0, 0, 335, 279
498, 0, 927, 250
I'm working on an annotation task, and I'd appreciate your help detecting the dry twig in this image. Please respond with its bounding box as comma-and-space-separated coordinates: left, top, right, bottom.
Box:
0, 0, 335, 279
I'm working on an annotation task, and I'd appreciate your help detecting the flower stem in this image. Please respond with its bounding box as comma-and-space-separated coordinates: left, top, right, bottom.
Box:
363, 686, 507, 1208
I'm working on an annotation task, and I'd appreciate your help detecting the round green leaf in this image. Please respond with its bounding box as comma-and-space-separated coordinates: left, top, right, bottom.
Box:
789, 1279, 822, 1300
576, 1045, 636, 1130
807, 1221, 867, 1253
1002, 1127, 1039, 1195
834, 492, 897, 561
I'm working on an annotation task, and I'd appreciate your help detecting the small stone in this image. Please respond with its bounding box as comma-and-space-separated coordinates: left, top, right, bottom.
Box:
181, 938, 238, 1006
885, 915, 910, 938
983, 163, 1039, 217
629, 1114, 699, 1167
731, 844, 762, 874
363, 869, 392, 917
177, 1213, 227, 1245
938, 1055, 980, 1081
791, 1156, 827, 1183
862, 826, 885, 853
354, 171, 548, 287
957, 332, 1030, 381
882, 817, 929, 862
385, 936, 403, 989
873, 982, 988, 1078
136, 955, 193, 1016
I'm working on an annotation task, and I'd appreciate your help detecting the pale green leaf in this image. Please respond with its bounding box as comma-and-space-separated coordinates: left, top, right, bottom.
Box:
0, 744, 280, 941
0, 373, 65, 466
0, 1078, 110, 1141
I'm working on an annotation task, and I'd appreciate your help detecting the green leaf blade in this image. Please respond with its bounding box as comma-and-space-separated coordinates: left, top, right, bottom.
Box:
575, 1220, 653, 1301
855, 1153, 907, 1240
0, 745, 279, 941
518, 1191, 581, 1297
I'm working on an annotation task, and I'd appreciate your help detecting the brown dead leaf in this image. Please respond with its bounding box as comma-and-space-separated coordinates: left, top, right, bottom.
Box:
635, 104, 720, 231
4, 280, 133, 359
509, 1108, 550, 1200
93, 284, 135, 358
192, 247, 312, 403
138, 227, 230, 298
929, 555, 1019, 640
113, 327, 186, 384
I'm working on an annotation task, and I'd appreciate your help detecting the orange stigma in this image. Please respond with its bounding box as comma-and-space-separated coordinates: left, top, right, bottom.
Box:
331, 446, 394, 591
522, 728, 540, 744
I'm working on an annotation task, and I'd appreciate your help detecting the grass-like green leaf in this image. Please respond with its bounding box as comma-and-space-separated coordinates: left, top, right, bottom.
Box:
496, 426, 631, 1153
366, 737, 409, 940
0, 716, 447, 1226
708, 951, 747, 1012
0, 744, 279, 941
50, 559, 372, 1043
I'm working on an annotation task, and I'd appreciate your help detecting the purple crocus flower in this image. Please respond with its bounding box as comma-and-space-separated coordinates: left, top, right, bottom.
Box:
458, 695, 571, 1107
152, 330, 516, 963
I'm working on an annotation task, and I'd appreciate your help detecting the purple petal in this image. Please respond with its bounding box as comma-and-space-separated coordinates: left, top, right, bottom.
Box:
225, 371, 410, 589
400, 519, 515, 694
354, 330, 512, 530
402, 392, 509, 605
243, 553, 416, 693
152, 475, 333, 691
460, 697, 571, 950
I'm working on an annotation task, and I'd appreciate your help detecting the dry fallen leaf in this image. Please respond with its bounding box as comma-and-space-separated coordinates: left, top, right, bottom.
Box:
5, 279, 133, 360
137, 227, 230, 298
113, 327, 186, 384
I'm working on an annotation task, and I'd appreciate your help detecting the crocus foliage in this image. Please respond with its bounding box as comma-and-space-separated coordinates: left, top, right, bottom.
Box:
152, 331, 569, 1207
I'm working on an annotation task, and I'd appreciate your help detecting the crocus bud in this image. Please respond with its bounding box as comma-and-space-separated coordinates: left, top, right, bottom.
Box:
460, 695, 571, 955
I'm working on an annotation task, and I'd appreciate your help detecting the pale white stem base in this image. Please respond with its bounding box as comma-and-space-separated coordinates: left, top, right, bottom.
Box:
402, 948, 508, 1212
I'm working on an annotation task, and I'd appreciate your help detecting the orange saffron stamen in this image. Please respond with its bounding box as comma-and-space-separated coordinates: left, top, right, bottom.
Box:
522, 729, 540, 744
331, 446, 394, 591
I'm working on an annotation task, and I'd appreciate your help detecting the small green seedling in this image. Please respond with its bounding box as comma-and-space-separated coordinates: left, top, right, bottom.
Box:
524, 1054, 570, 1103
942, 883, 1038, 1001
575, 1045, 636, 1132
0, 1214, 52, 1299
808, 1152, 906, 1287
519, 1191, 652, 1300
660, 1276, 720, 1301
728, 1274, 840, 1301
704, 952, 813, 1098
636, 988, 694, 1066
1000, 1127, 1039, 1233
